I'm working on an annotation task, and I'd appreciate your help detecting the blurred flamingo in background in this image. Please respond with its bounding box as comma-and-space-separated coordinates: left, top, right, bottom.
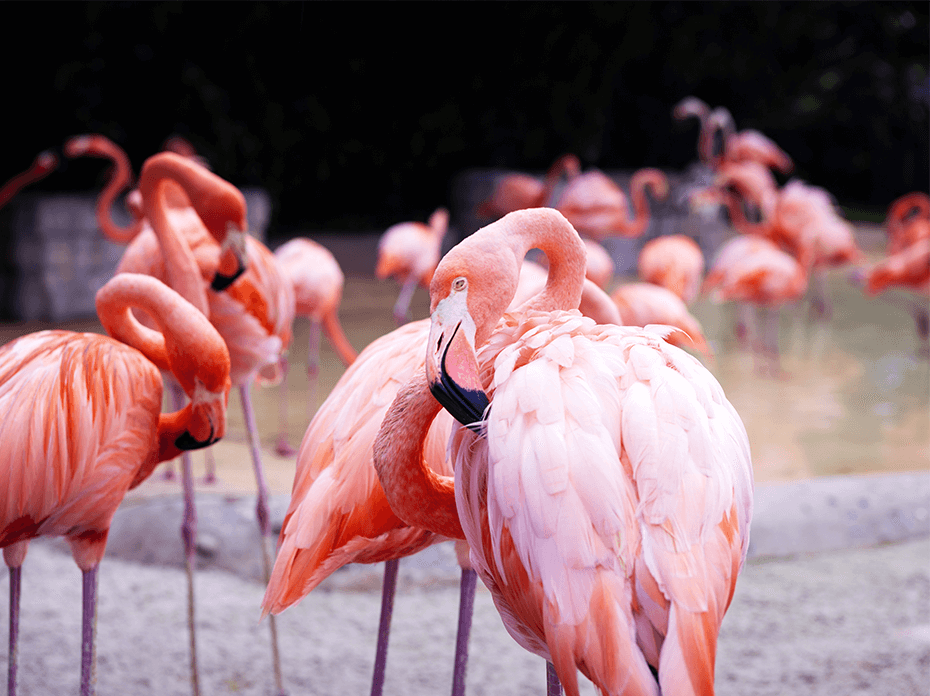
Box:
554, 166, 669, 240
611, 281, 713, 358
0, 273, 230, 696
702, 106, 794, 175
272, 237, 357, 456
376, 207, 450, 325
476, 153, 580, 219
374, 208, 753, 696
885, 191, 930, 254
637, 234, 705, 304
0, 150, 58, 210
704, 235, 808, 374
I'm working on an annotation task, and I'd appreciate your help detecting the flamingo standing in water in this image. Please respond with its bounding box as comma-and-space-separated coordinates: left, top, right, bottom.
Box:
272, 237, 357, 456
637, 234, 705, 305
555, 166, 669, 240
374, 208, 754, 696
377, 207, 450, 325
0, 273, 230, 696
0, 150, 59, 209
476, 153, 581, 219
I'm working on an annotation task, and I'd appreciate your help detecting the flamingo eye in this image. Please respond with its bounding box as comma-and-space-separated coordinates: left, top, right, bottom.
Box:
452, 277, 467, 292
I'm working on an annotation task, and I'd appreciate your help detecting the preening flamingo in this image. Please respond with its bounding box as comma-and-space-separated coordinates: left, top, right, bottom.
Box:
272, 237, 357, 455
377, 207, 450, 325
610, 281, 713, 359
0, 150, 58, 210
262, 257, 626, 696
0, 273, 230, 696
374, 208, 754, 696
555, 166, 669, 240
637, 234, 705, 305
884, 192, 930, 255
702, 106, 793, 175
703, 235, 807, 374
476, 153, 581, 219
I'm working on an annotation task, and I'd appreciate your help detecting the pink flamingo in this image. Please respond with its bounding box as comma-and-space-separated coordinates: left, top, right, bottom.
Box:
703, 235, 808, 374
637, 234, 705, 305
272, 237, 358, 456
0, 273, 230, 696
555, 166, 669, 240
703, 106, 793, 175
884, 192, 930, 255
374, 208, 754, 696
376, 207, 450, 324
0, 150, 58, 210
610, 281, 713, 358
476, 153, 581, 219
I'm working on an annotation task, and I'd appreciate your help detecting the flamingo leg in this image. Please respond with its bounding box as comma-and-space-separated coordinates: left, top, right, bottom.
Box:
201, 447, 218, 485
370, 558, 399, 696
450, 568, 477, 696
171, 383, 202, 696
7, 566, 20, 696
79, 566, 98, 696
808, 268, 832, 321
546, 661, 563, 696
273, 354, 297, 457
239, 383, 287, 696
393, 278, 418, 326
306, 318, 321, 419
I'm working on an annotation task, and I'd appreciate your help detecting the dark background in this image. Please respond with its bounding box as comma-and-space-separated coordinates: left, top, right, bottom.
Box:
3, 1, 928, 235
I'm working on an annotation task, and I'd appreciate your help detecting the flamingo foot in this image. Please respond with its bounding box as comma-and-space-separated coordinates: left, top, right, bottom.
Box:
161, 463, 177, 481
274, 434, 298, 458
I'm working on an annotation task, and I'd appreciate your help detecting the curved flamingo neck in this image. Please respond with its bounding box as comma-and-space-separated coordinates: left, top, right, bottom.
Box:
542, 154, 581, 205
93, 140, 142, 243
373, 370, 464, 539
321, 309, 358, 367
0, 151, 58, 210
95, 275, 175, 373
619, 170, 664, 237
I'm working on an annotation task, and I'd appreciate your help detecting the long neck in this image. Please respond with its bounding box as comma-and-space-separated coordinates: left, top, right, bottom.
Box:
322, 309, 358, 367
94, 141, 142, 244
139, 163, 210, 316
542, 154, 579, 204
623, 170, 662, 237
373, 370, 464, 539
0, 152, 57, 210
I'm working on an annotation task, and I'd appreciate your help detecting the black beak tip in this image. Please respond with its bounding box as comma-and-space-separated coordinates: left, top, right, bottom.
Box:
175, 430, 218, 451
211, 267, 245, 291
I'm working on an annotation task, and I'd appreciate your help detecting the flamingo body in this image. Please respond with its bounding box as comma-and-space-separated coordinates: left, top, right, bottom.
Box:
637, 235, 705, 305
611, 282, 712, 357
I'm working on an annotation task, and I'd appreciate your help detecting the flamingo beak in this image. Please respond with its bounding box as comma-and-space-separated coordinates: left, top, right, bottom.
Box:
426, 302, 489, 434
211, 224, 248, 291
175, 379, 229, 450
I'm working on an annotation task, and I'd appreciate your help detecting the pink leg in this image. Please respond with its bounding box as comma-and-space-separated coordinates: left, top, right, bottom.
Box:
451, 568, 477, 696
171, 383, 202, 696
370, 558, 399, 696
239, 384, 287, 696
7, 566, 20, 696
80, 566, 98, 696
306, 318, 321, 420
546, 661, 563, 696
201, 447, 218, 485
393, 279, 418, 326
274, 354, 297, 457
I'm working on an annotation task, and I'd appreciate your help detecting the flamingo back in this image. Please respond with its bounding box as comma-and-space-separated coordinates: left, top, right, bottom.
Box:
274, 238, 346, 319
637, 235, 705, 305
452, 313, 752, 695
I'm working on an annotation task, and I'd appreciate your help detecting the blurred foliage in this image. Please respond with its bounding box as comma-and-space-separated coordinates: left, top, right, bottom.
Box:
2, 2, 927, 232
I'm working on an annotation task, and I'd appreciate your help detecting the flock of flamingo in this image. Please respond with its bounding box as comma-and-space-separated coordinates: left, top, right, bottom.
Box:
0, 92, 926, 696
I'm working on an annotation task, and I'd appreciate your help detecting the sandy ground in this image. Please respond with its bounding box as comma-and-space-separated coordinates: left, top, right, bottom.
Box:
5, 533, 928, 696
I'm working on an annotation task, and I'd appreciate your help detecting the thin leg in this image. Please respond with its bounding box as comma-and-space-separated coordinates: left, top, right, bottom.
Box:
80, 567, 98, 696
451, 568, 477, 696
274, 355, 297, 457
306, 318, 321, 420
370, 558, 400, 696
808, 268, 832, 321
172, 383, 202, 696
546, 661, 563, 696
393, 279, 418, 326
161, 460, 177, 481
240, 383, 287, 696
201, 447, 218, 485
7, 566, 20, 696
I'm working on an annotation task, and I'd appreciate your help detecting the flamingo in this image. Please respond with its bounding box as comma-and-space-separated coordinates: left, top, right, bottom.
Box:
261, 258, 625, 696
637, 234, 705, 305
476, 153, 581, 219
703, 235, 808, 374
0, 273, 230, 696
554, 166, 669, 240
702, 107, 793, 175
528, 237, 616, 291
272, 237, 358, 456
0, 150, 58, 210
374, 208, 754, 696
610, 281, 713, 359
884, 192, 930, 255
376, 207, 450, 325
